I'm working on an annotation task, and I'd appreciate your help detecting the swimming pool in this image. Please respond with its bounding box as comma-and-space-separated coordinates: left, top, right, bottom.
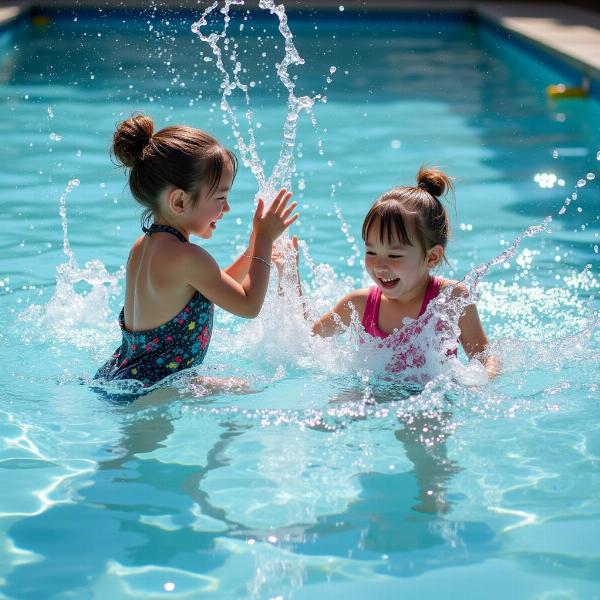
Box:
1, 5, 599, 599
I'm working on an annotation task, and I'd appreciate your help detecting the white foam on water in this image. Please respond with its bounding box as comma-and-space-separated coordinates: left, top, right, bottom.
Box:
18, 179, 123, 355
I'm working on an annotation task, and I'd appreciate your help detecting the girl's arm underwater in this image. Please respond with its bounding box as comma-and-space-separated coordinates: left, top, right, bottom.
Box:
182, 189, 298, 318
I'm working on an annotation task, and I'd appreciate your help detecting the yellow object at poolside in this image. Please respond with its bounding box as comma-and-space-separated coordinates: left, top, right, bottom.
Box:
547, 84, 589, 99
31, 15, 51, 27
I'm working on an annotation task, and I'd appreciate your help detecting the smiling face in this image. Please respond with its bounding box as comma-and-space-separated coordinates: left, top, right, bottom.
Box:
186, 159, 234, 239
364, 217, 442, 300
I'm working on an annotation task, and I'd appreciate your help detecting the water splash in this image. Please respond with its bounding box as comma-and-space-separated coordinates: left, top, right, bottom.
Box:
19, 180, 123, 353
191, 0, 316, 197
192, 0, 599, 403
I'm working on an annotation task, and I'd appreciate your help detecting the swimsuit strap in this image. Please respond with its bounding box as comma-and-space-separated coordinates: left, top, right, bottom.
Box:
418, 276, 442, 317
362, 286, 385, 338
142, 223, 188, 243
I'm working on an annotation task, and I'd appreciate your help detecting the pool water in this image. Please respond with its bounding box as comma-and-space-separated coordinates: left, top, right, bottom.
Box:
1, 6, 599, 599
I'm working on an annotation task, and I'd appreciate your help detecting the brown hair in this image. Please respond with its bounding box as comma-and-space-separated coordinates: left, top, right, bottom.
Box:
361, 166, 455, 258
112, 114, 237, 228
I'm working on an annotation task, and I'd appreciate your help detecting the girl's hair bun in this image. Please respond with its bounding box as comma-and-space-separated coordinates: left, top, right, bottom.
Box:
112, 114, 154, 168
416, 166, 454, 198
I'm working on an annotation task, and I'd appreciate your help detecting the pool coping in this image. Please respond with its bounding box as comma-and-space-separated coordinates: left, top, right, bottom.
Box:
1, 1, 600, 96
477, 3, 600, 85
0, 2, 30, 31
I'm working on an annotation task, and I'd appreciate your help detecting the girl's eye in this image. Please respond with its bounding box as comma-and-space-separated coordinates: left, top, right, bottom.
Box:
389, 255, 403, 259
365, 251, 376, 256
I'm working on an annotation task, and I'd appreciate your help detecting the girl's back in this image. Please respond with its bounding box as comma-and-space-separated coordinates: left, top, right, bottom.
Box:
124, 230, 196, 332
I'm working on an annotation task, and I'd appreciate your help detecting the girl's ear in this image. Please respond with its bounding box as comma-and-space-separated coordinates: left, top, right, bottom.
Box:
426, 245, 444, 268
166, 188, 186, 216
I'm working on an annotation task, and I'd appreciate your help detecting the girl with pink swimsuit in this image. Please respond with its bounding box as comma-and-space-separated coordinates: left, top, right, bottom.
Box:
308, 166, 499, 379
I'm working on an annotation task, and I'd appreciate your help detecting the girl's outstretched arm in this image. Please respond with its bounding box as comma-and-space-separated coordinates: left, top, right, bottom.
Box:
224, 231, 258, 285
272, 239, 367, 337
183, 190, 298, 318
452, 284, 501, 380
312, 290, 368, 337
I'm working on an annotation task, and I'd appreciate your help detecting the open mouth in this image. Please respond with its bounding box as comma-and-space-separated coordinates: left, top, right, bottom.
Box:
378, 276, 400, 289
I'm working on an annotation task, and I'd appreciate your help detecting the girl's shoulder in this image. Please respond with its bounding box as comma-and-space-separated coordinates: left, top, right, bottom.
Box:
334, 287, 371, 314
178, 240, 217, 269
436, 276, 454, 289
437, 277, 470, 299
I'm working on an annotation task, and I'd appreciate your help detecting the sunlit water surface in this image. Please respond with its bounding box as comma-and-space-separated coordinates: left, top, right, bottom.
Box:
0, 7, 599, 600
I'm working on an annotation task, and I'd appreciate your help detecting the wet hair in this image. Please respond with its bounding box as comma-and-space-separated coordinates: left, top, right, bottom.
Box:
361, 166, 455, 259
112, 113, 237, 228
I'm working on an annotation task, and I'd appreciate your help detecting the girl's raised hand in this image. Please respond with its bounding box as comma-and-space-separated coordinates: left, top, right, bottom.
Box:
252, 189, 298, 242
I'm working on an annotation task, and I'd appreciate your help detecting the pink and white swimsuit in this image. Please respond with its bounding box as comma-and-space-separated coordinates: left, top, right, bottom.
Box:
361, 276, 455, 372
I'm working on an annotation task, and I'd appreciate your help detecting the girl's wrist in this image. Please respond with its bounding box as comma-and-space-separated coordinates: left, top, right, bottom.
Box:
252, 233, 272, 258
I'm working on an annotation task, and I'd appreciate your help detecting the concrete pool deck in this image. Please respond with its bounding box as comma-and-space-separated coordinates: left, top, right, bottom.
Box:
1, 1, 600, 87
478, 3, 600, 83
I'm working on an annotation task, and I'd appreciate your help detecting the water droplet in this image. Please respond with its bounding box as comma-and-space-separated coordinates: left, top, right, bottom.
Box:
552, 149, 558, 158
49, 132, 62, 141
576, 179, 586, 187
586, 172, 595, 180
391, 139, 401, 149
298, 179, 305, 190
329, 66, 336, 74
338, 5, 345, 11
597, 151, 600, 160
47, 107, 54, 118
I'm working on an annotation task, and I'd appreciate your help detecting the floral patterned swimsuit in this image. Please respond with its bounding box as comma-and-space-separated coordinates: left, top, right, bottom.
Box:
95, 224, 214, 387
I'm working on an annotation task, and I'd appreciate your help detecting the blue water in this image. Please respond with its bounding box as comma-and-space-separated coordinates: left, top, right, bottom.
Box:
1, 7, 599, 599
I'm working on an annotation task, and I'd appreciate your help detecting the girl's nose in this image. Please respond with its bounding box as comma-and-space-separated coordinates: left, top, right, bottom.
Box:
223, 199, 230, 212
